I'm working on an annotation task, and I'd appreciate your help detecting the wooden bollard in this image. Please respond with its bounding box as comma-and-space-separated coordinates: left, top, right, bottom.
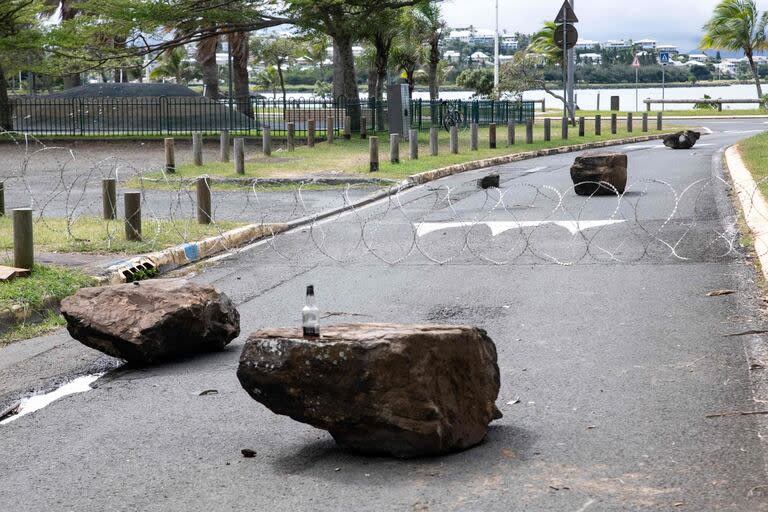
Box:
369, 136, 379, 172
263, 126, 272, 156
595, 115, 602, 136
489, 123, 497, 149
327, 116, 335, 144
409, 129, 418, 160
657, 112, 663, 130
234, 138, 245, 175
192, 132, 203, 166
13, 208, 33, 270
220, 130, 230, 162
526, 119, 534, 144
430, 127, 439, 156
642, 113, 649, 132
507, 122, 515, 146
0, 181, 6, 217
196, 176, 212, 225
578, 117, 585, 137
164, 138, 175, 173
390, 133, 400, 164
627, 112, 634, 133
287, 122, 296, 152
360, 117, 367, 139
561, 117, 568, 140
450, 126, 459, 154
344, 115, 351, 140
307, 119, 316, 147
124, 192, 142, 242
543, 118, 551, 141
611, 113, 618, 134
470, 123, 478, 150
102, 178, 117, 220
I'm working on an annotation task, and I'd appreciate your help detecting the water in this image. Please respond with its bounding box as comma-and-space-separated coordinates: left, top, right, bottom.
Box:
0, 373, 103, 425
282, 84, 763, 111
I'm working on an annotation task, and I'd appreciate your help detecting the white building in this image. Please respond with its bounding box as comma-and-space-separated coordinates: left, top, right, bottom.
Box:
578, 53, 602, 65
575, 39, 600, 50
470, 51, 491, 64
635, 39, 657, 50
501, 36, 518, 51
471, 29, 496, 46
657, 44, 680, 55
688, 53, 709, 63
448, 30, 472, 43
716, 59, 739, 76
443, 50, 461, 63
603, 40, 631, 50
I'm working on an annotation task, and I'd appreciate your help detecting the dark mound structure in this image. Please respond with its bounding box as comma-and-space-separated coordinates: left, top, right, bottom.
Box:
46, 83, 201, 99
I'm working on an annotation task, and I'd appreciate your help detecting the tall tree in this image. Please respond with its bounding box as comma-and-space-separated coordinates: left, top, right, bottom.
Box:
197, 32, 220, 99
701, 0, 768, 98
409, 1, 444, 100
529, 21, 574, 121
228, 31, 252, 117
149, 46, 200, 83
253, 36, 299, 106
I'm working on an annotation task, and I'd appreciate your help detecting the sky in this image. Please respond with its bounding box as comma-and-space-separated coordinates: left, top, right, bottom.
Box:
439, 0, 768, 53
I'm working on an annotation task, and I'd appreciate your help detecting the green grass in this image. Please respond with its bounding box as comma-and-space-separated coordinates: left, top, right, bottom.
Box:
0, 216, 245, 254
0, 264, 96, 312
738, 132, 768, 197
130, 122, 673, 186
543, 109, 768, 118
0, 312, 68, 346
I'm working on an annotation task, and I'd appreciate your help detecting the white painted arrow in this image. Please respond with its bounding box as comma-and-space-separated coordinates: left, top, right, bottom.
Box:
415, 220, 625, 237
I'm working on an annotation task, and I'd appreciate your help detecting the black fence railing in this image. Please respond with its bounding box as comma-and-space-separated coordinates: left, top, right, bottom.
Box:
7, 96, 536, 137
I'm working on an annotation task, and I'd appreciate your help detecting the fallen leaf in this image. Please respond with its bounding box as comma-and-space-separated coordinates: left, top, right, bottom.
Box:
707, 290, 735, 297
199, 389, 219, 396
751, 363, 766, 371
587, 425, 597, 430
241, 449, 257, 458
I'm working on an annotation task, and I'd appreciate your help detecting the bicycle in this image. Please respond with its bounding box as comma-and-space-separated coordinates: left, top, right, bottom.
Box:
441, 102, 463, 132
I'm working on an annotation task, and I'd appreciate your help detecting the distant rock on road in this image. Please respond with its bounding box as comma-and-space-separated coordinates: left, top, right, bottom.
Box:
61, 279, 240, 364
237, 323, 502, 458
663, 130, 701, 150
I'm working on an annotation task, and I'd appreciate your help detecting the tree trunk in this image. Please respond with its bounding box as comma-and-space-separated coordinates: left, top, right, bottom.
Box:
60, 1, 81, 89
0, 65, 12, 130
229, 32, 252, 118
278, 61, 287, 109
198, 34, 220, 99
428, 38, 440, 100
367, 67, 376, 102
332, 41, 344, 99
334, 35, 360, 131
63, 74, 81, 90
747, 52, 763, 98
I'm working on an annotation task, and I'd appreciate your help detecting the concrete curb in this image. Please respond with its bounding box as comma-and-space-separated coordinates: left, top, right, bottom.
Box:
138, 176, 399, 187
724, 146, 768, 281
102, 131, 677, 283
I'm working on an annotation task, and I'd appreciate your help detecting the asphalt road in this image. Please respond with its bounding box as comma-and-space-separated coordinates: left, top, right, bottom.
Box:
2, 119, 768, 511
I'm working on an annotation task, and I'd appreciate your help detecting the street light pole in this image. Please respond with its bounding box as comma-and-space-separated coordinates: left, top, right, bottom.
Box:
567, 0, 575, 123
494, 0, 500, 95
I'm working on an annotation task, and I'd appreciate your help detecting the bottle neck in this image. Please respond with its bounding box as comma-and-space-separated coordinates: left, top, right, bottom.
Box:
305, 293, 316, 307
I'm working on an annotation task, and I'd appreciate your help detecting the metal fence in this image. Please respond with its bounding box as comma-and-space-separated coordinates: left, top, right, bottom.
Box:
8, 96, 536, 137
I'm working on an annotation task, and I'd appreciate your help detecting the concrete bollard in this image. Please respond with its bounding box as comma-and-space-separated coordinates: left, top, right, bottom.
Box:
124, 192, 142, 242
543, 118, 551, 141
578, 117, 585, 137
369, 136, 379, 172
234, 138, 245, 175
642, 113, 649, 132
611, 113, 618, 135
470, 123, 478, 150
12, 208, 33, 270
220, 130, 230, 163
102, 178, 117, 220
561, 117, 568, 140
595, 115, 602, 136
657, 112, 663, 131
390, 133, 400, 164
507, 122, 515, 146
164, 138, 175, 174
526, 119, 534, 144
360, 117, 367, 139
489, 123, 497, 149
627, 112, 634, 133
308, 119, 316, 147
409, 129, 419, 160
192, 132, 203, 166
0, 181, 4, 217
263, 126, 272, 156
450, 126, 459, 154
344, 115, 351, 140
196, 176, 212, 225
287, 122, 296, 152
327, 116, 335, 144
430, 127, 439, 156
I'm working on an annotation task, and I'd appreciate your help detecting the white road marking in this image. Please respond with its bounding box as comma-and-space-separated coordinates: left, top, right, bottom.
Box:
724, 130, 764, 134
1, 374, 103, 425
416, 220, 625, 237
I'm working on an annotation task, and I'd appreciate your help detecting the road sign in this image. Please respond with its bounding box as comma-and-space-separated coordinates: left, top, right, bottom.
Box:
659, 52, 670, 65
554, 24, 578, 50
554, 0, 578, 23
632, 55, 641, 68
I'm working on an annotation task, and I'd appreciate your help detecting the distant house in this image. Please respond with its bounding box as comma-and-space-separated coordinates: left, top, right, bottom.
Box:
716, 59, 739, 76
688, 53, 709, 63
448, 30, 472, 43
443, 50, 461, 63
578, 53, 602, 65
603, 40, 631, 50
657, 44, 680, 55
470, 51, 491, 64
635, 39, 657, 50
575, 39, 600, 50
501, 36, 518, 51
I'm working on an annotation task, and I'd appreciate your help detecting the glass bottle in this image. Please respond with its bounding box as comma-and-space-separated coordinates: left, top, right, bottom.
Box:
302, 285, 320, 337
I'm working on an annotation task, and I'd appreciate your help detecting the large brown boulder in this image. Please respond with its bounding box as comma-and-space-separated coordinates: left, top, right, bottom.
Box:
663, 130, 700, 150
237, 323, 502, 458
570, 152, 628, 196
61, 279, 239, 364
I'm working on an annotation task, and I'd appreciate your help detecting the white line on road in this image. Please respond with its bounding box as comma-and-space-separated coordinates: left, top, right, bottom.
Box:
415, 220, 625, 237
575, 499, 596, 512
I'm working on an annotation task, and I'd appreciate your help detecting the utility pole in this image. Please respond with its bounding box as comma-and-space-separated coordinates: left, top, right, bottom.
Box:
494, 0, 500, 95
567, 0, 575, 124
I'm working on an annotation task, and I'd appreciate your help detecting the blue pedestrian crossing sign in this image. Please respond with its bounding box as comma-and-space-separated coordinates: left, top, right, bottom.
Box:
659, 52, 670, 65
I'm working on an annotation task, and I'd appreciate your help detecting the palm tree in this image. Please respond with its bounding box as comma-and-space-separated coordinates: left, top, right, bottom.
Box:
149, 47, 199, 83
409, 1, 445, 100
197, 32, 220, 99
228, 31, 252, 117
701, 0, 768, 98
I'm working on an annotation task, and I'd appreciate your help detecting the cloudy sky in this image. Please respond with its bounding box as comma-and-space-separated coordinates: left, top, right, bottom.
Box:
439, 0, 768, 53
